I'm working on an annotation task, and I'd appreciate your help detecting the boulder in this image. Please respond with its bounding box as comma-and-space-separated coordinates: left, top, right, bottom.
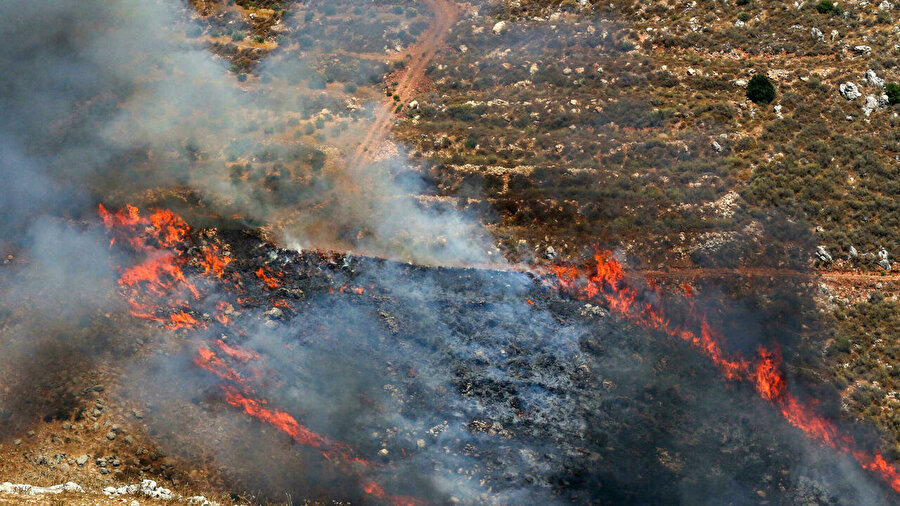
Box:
840, 82, 861, 100
863, 94, 886, 116
866, 69, 885, 89
492, 21, 507, 35
815, 246, 833, 263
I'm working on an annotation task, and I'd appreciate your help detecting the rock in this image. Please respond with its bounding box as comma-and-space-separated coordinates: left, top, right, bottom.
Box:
711, 140, 723, 153
848, 245, 859, 259
416, 439, 426, 449
124, 435, 134, 445
879, 259, 892, 271
544, 246, 557, 260
1, 482, 84, 495
188, 496, 220, 506
106, 431, 116, 440
263, 319, 278, 329
529, 62, 539, 75
735, 19, 745, 27
811, 27, 824, 41
140, 479, 174, 500
854, 45, 872, 55
774, 104, 783, 118
491, 21, 507, 35
866, 69, 885, 89
815, 246, 833, 263
880, 0, 894, 9
76, 455, 89, 466
840, 82, 861, 100
264, 307, 284, 319
879, 249, 889, 261
734, 78, 748, 86
408, 100, 419, 110
830, 29, 839, 40
378, 448, 389, 456
863, 94, 883, 116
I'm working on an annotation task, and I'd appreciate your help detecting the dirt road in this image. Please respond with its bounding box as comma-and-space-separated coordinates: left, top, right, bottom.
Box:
346, 0, 458, 170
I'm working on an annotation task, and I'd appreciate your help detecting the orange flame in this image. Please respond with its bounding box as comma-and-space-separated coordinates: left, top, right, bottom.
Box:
256, 267, 281, 289
552, 251, 900, 493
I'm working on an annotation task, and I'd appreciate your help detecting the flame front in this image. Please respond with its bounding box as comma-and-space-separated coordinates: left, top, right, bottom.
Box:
99, 204, 419, 505
552, 251, 900, 493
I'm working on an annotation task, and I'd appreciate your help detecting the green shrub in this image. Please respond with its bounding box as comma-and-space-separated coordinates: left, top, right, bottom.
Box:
887, 82, 900, 105
816, 0, 843, 14
738, 12, 751, 22
746, 74, 776, 104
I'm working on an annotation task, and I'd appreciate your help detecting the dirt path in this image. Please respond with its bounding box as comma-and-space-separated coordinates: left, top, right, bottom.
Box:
633, 268, 898, 282
346, 0, 458, 171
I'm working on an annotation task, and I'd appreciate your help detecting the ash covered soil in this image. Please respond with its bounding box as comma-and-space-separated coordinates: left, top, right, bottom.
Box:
100, 228, 891, 505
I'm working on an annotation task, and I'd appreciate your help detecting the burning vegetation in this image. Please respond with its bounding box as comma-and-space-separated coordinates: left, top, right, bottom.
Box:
3, 0, 900, 504
75, 204, 900, 503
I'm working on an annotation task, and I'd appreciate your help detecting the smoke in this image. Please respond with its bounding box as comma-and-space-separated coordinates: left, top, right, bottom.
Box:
0, 0, 492, 456
0, 0, 493, 265
0, 219, 123, 433
0, 0, 896, 504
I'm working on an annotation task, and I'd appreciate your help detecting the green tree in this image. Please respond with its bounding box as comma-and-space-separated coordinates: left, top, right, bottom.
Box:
747, 75, 776, 104
886, 82, 900, 105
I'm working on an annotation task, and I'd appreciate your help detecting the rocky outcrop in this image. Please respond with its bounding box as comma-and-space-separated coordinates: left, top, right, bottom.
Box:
840, 82, 862, 100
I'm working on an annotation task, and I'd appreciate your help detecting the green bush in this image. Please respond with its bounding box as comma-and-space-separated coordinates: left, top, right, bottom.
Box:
746, 74, 776, 104
887, 82, 900, 105
816, 0, 843, 14
738, 12, 751, 22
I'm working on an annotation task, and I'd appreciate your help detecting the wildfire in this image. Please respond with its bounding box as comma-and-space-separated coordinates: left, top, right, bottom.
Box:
552, 251, 900, 493
199, 245, 232, 277
256, 267, 281, 289
99, 204, 416, 504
